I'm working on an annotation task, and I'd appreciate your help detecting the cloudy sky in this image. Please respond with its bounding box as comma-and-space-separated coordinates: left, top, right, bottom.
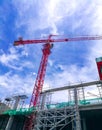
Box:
0, 0, 102, 104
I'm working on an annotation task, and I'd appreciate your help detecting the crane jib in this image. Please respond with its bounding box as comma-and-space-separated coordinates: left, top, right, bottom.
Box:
14, 36, 102, 46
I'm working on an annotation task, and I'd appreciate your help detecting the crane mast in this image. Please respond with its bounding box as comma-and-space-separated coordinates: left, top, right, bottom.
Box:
30, 43, 53, 107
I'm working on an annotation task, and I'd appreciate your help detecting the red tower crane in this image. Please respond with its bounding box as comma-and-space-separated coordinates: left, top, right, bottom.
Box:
14, 34, 102, 130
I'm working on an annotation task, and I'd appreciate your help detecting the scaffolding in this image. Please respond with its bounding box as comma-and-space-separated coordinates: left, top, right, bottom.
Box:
34, 80, 102, 130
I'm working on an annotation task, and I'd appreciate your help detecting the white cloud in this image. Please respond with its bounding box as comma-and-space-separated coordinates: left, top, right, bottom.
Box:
0, 47, 19, 66
0, 49, 22, 71
11, 0, 82, 35
0, 46, 34, 70
0, 52, 18, 64
48, 59, 54, 66
0, 72, 34, 99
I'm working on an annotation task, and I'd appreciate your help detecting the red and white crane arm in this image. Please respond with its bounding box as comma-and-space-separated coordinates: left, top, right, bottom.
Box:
14, 35, 102, 46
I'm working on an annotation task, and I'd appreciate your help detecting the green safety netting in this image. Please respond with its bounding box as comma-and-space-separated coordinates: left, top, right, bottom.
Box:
3, 107, 36, 115
3, 97, 102, 115
46, 97, 102, 109
46, 101, 74, 109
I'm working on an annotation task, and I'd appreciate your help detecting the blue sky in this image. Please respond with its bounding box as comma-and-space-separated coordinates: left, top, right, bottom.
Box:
0, 0, 102, 103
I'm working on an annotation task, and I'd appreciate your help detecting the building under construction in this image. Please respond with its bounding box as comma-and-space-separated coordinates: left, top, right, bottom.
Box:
0, 80, 102, 130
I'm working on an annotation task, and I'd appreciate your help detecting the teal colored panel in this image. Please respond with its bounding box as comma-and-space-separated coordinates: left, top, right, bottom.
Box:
96, 57, 102, 62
